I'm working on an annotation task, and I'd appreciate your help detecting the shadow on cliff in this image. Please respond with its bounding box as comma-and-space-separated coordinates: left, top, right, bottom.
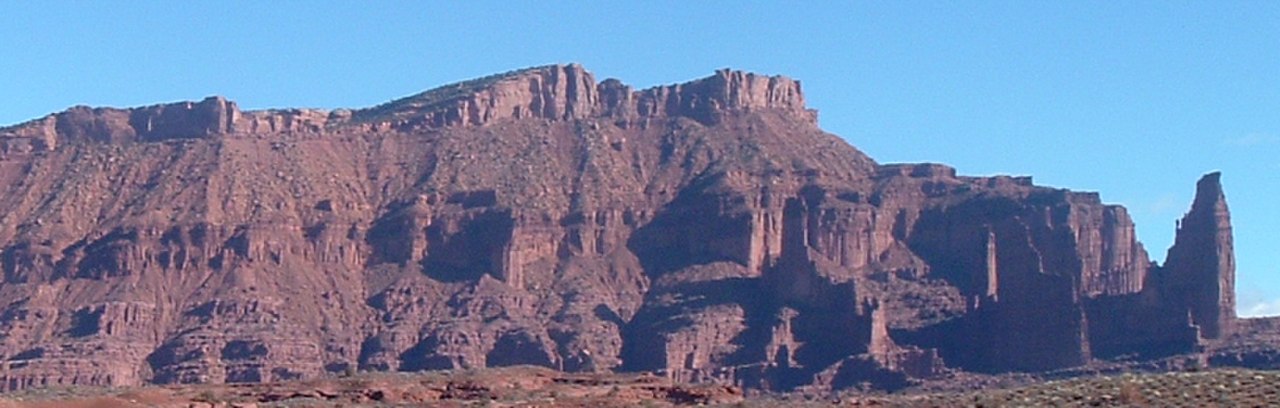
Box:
617, 276, 779, 374
417, 209, 514, 283
626, 174, 750, 279
365, 198, 516, 283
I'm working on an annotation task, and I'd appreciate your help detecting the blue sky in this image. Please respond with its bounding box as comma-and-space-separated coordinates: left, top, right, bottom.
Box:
2, 2, 1276, 316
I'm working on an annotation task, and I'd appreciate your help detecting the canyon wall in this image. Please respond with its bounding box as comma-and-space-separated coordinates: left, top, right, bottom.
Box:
0, 64, 1236, 391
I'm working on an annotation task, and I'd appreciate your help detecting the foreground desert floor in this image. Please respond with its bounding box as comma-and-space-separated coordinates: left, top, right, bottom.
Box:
0, 366, 1276, 407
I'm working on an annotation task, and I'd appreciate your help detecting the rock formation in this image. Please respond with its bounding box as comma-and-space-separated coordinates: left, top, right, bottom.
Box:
0, 64, 1238, 391
1163, 172, 1236, 339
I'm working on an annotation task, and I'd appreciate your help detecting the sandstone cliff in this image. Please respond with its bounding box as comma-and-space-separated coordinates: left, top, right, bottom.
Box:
0, 64, 1237, 391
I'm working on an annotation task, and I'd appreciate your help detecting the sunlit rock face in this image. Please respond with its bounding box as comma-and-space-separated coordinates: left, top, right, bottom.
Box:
0, 64, 1235, 391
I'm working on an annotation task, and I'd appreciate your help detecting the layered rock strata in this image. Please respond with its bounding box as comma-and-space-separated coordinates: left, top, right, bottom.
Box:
0, 64, 1237, 391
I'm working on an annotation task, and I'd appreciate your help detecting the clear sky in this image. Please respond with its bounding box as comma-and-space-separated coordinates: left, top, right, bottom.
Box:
2, 2, 1276, 316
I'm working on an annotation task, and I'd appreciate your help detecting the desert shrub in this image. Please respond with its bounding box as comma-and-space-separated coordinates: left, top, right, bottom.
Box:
193, 390, 218, 402
1118, 381, 1146, 406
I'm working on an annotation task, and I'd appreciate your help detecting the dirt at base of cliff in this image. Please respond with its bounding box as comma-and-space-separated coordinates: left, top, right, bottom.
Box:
0, 366, 742, 408
2, 366, 1280, 408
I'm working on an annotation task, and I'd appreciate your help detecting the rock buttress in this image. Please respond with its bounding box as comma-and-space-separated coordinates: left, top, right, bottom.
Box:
1162, 172, 1236, 339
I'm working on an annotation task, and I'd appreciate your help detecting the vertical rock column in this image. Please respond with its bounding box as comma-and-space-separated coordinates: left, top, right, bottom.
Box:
1163, 172, 1235, 339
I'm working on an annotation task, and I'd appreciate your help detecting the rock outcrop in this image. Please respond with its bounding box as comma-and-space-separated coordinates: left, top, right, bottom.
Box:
1162, 172, 1236, 339
0, 64, 1239, 392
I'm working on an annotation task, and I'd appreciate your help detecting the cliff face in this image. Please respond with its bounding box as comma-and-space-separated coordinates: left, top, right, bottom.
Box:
1162, 173, 1235, 339
0, 64, 1236, 391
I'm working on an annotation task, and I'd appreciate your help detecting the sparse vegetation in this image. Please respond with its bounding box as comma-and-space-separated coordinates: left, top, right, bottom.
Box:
192, 390, 218, 403
0, 367, 1272, 407
812, 368, 1280, 408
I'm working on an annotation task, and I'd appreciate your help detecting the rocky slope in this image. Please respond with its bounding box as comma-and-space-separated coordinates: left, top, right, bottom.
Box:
0, 64, 1243, 392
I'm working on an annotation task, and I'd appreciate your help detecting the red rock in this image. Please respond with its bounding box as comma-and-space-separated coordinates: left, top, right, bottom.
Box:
1162, 172, 1235, 339
0, 64, 1240, 392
